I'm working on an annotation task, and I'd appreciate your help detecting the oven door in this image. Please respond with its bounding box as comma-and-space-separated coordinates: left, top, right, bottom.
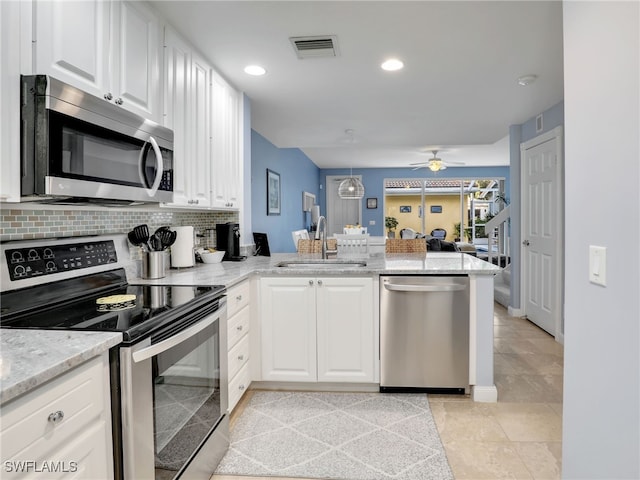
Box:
118, 303, 228, 480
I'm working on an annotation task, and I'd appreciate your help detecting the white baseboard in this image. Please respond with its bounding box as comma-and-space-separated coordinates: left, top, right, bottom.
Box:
472, 385, 498, 403
508, 306, 526, 317
251, 381, 380, 392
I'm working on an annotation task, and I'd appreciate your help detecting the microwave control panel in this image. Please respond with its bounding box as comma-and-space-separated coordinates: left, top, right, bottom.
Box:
5, 240, 117, 281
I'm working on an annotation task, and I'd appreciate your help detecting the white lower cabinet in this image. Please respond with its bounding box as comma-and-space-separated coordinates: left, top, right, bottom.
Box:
260, 276, 376, 383
0, 354, 114, 479
226, 279, 251, 411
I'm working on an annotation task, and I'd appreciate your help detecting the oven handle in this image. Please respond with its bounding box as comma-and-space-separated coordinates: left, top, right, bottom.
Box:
131, 312, 218, 363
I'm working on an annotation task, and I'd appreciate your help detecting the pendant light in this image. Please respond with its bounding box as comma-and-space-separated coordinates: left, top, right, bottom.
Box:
338, 129, 365, 200
338, 169, 365, 199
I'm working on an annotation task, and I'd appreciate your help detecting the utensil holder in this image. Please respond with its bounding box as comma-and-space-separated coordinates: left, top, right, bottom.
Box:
142, 251, 166, 279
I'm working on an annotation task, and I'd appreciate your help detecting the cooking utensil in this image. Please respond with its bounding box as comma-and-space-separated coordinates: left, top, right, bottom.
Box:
154, 228, 177, 250
133, 224, 152, 251
128, 230, 148, 251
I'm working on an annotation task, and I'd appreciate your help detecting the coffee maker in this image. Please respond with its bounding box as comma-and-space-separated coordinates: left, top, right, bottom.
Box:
215, 222, 245, 261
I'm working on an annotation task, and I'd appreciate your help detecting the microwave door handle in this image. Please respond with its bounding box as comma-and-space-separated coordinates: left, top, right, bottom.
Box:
137, 136, 164, 197
131, 313, 218, 363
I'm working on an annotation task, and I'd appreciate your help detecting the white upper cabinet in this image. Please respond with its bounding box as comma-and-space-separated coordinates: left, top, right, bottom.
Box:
0, 0, 25, 202
162, 27, 211, 208
211, 71, 241, 210
34, 0, 161, 122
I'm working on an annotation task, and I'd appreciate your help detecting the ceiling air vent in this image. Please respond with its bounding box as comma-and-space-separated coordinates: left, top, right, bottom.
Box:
289, 35, 339, 59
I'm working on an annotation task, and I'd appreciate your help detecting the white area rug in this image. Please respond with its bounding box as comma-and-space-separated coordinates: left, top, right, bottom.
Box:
215, 391, 453, 480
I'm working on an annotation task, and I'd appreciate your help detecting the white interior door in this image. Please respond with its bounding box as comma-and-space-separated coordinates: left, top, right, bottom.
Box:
326, 175, 362, 236
520, 127, 564, 338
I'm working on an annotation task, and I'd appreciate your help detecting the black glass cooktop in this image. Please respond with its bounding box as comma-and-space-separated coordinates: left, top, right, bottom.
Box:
0, 269, 225, 343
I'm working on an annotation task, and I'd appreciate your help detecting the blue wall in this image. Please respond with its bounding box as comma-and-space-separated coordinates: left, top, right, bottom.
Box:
318, 167, 511, 236
251, 131, 321, 253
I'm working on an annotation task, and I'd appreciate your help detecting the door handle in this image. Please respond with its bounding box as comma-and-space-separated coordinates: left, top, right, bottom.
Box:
383, 283, 466, 292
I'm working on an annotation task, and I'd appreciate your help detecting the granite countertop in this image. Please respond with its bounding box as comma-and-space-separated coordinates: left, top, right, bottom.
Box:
132, 251, 500, 288
0, 330, 122, 405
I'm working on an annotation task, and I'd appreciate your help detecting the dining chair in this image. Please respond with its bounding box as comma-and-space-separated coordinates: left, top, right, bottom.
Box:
335, 233, 370, 254
385, 238, 427, 253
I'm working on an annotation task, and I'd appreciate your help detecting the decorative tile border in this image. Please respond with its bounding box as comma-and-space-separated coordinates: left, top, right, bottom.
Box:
0, 207, 239, 249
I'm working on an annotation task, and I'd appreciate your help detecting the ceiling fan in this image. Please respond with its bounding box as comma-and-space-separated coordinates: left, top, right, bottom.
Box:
410, 150, 464, 172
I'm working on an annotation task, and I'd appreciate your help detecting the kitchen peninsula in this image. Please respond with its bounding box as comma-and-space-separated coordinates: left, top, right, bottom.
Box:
137, 251, 500, 403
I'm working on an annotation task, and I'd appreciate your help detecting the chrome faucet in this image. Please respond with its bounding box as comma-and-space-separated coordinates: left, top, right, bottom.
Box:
315, 215, 337, 259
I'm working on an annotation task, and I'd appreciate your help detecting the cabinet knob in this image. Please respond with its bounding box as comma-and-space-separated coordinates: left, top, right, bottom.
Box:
237, 354, 244, 361
48, 410, 64, 424
194, 199, 199, 205
238, 384, 245, 391
317, 280, 323, 286
237, 325, 243, 331
309, 280, 314, 285
115, 97, 123, 105
104, 92, 113, 101
236, 295, 242, 301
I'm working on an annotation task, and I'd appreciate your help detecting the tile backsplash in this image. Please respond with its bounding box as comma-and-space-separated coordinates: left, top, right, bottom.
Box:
0, 206, 239, 248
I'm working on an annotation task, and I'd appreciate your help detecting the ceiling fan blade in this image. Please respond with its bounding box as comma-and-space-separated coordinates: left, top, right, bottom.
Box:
444, 160, 465, 166
409, 161, 429, 166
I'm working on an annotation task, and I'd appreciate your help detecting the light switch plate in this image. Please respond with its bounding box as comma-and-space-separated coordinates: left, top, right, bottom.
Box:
369, 220, 375, 226
589, 245, 607, 286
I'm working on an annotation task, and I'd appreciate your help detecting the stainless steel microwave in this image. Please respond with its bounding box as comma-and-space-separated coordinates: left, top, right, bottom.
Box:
20, 75, 174, 204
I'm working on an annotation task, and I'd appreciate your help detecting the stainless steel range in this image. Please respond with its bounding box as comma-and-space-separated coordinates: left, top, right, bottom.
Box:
0, 235, 229, 480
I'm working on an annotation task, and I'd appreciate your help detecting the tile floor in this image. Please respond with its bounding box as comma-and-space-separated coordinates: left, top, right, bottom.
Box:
212, 303, 563, 480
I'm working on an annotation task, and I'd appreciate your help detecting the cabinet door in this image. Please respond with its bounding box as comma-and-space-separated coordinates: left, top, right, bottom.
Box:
316, 277, 375, 382
35, 0, 110, 98
163, 26, 191, 206
189, 51, 211, 207
110, 1, 160, 122
260, 277, 317, 381
0, 0, 22, 202
211, 72, 240, 210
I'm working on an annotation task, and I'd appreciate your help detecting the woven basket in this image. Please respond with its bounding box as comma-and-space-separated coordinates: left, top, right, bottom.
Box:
385, 238, 427, 253
297, 239, 338, 254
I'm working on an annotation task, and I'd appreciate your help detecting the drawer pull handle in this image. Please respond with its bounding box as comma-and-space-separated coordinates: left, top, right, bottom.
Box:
48, 411, 64, 424
237, 325, 243, 331
237, 354, 244, 361
238, 384, 245, 391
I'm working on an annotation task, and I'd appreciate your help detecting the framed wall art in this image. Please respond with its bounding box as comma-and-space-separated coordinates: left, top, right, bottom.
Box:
399, 205, 412, 213
366, 197, 377, 209
267, 169, 281, 215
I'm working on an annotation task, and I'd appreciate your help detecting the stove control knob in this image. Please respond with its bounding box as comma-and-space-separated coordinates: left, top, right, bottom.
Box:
10, 251, 23, 263
43, 248, 54, 259
13, 265, 26, 277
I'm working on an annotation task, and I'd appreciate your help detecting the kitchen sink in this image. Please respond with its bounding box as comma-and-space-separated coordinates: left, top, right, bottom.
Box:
276, 260, 367, 269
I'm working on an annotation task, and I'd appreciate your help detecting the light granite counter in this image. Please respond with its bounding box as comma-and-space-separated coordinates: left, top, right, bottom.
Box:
0, 330, 122, 404
131, 252, 499, 287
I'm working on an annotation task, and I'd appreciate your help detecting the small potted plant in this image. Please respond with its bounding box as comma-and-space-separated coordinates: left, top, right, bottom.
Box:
385, 216, 399, 238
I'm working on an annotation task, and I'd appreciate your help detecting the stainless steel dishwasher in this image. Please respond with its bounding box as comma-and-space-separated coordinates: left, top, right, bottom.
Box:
380, 275, 470, 393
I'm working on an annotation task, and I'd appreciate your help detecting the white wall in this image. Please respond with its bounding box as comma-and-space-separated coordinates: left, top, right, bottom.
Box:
562, 2, 639, 478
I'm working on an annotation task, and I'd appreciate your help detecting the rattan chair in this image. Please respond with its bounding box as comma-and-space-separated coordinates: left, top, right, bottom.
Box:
385, 238, 427, 253
296, 238, 338, 253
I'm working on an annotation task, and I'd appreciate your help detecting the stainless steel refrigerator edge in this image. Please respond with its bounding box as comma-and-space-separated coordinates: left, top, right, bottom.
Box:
380, 275, 470, 393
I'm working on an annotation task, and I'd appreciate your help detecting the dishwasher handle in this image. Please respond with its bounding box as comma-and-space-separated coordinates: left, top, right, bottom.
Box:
383, 282, 466, 293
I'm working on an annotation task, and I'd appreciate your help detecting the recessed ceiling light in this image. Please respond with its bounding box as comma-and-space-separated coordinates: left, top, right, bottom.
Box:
381, 59, 404, 71
517, 74, 537, 86
244, 65, 266, 76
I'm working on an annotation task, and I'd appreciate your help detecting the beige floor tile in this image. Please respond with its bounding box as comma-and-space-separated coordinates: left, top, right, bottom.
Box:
516, 442, 562, 480
494, 338, 541, 355
547, 402, 563, 417
527, 338, 565, 357
496, 374, 563, 403
432, 401, 509, 442
519, 353, 564, 375
495, 353, 538, 375
493, 403, 563, 442
444, 440, 534, 479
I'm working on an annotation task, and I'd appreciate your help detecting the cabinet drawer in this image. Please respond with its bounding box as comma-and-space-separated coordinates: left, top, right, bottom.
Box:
228, 362, 251, 412
228, 333, 250, 379
227, 305, 250, 349
0, 355, 109, 462
227, 280, 250, 318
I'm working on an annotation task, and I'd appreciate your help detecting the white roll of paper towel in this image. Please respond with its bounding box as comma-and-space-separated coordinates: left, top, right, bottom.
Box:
170, 226, 195, 268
